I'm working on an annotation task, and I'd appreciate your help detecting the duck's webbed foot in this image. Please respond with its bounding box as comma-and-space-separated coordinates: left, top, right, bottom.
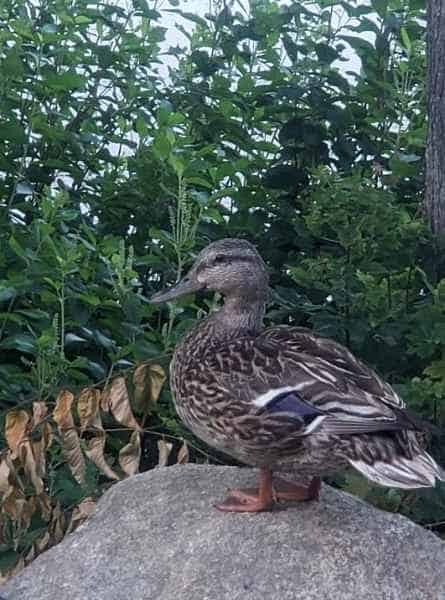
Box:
215, 467, 274, 513
215, 488, 274, 512
272, 476, 321, 502
214, 470, 321, 512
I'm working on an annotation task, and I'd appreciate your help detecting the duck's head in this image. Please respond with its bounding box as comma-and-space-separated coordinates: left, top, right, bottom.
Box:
150, 238, 269, 304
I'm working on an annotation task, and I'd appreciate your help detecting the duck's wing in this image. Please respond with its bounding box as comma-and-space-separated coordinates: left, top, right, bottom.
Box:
203, 326, 414, 437
261, 325, 404, 408
203, 328, 445, 489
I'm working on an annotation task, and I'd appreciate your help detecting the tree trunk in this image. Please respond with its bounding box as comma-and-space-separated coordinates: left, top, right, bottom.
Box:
425, 0, 445, 239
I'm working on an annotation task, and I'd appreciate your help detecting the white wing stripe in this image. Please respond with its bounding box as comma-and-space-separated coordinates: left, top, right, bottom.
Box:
299, 363, 337, 387
301, 415, 326, 435
252, 384, 307, 408
317, 399, 386, 417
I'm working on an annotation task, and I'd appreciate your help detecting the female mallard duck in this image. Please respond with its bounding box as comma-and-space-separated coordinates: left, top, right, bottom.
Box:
151, 238, 444, 512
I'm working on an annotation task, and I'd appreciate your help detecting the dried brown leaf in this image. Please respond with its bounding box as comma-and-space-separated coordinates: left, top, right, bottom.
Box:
31, 427, 50, 481
2, 488, 26, 521
119, 431, 141, 477
50, 501, 66, 544
133, 363, 166, 410
5, 410, 30, 458
77, 388, 101, 432
35, 530, 51, 553
31, 439, 46, 480
25, 544, 36, 564
177, 440, 189, 465
19, 441, 44, 495
36, 494, 52, 521
21, 498, 36, 532
100, 387, 110, 412
85, 433, 120, 481
53, 391, 85, 484
78, 497, 96, 516
66, 497, 96, 535
2, 556, 25, 582
148, 363, 166, 401
157, 439, 173, 467
0, 454, 13, 496
44, 422, 53, 448
32, 401, 48, 425
107, 377, 142, 431
59, 429, 86, 485
53, 390, 75, 430
132, 363, 148, 411
31, 402, 52, 477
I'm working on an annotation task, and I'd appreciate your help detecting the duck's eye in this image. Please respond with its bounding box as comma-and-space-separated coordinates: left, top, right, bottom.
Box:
213, 255, 228, 265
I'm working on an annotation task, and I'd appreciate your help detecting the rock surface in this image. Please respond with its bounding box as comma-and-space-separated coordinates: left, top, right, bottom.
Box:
2, 464, 445, 600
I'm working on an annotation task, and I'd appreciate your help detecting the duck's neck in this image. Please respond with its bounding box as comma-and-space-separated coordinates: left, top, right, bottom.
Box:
214, 293, 266, 339
176, 292, 266, 365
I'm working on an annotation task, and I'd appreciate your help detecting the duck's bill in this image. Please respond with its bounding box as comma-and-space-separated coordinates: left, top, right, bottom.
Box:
149, 278, 202, 303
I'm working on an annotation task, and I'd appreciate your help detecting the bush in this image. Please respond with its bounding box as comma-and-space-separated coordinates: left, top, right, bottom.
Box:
1, 0, 444, 578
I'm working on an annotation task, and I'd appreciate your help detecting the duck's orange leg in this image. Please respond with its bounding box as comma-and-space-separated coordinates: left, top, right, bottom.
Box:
215, 470, 321, 512
272, 476, 321, 502
215, 467, 274, 512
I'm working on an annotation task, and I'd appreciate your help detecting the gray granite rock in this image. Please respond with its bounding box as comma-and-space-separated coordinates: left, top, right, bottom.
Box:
2, 464, 445, 600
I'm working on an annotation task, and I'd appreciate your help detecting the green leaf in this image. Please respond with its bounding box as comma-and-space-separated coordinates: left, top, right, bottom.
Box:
237, 74, 254, 93
93, 330, 115, 350
264, 165, 308, 190
315, 43, 338, 64
65, 333, 88, 345
75, 292, 100, 306
153, 132, 171, 159
283, 34, 300, 62
0, 334, 36, 353
9, 236, 28, 261
169, 154, 184, 177
203, 207, 224, 223
424, 361, 445, 381
163, 9, 207, 27
2, 47, 24, 77
185, 176, 212, 189
398, 153, 420, 163
15, 309, 49, 320
16, 181, 33, 195
85, 360, 107, 379
0, 549, 20, 571
135, 116, 148, 136
339, 35, 376, 55
45, 72, 86, 91
133, 0, 160, 19
400, 27, 411, 53
0, 122, 26, 144
41, 23, 58, 33
371, 0, 388, 16
0, 287, 16, 303
74, 15, 93, 24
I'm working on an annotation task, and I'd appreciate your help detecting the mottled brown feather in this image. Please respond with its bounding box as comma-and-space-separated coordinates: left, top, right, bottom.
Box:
152, 238, 444, 489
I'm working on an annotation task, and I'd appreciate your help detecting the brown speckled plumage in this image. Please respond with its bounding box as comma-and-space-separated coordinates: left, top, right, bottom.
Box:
151, 239, 444, 501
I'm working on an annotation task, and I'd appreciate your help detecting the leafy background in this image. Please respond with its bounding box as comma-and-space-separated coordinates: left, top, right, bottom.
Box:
1, 0, 445, 579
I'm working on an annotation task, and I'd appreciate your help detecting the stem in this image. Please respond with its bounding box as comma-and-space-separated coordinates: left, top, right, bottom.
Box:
344, 247, 351, 348
175, 174, 184, 282
327, 2, 334, 44
386, 274, 392, 311
0, 296, 16, 342
59, 275, 65, 359
405, 266, 412, 312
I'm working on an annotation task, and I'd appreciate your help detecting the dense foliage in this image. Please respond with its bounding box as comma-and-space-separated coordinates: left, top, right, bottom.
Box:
1, 0, 445, 576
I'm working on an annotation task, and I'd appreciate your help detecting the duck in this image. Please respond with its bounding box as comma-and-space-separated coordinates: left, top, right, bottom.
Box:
150, 238, 445, 512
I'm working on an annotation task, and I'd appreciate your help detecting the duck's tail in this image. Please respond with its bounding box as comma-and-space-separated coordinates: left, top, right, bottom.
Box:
349, 450, 445, 489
